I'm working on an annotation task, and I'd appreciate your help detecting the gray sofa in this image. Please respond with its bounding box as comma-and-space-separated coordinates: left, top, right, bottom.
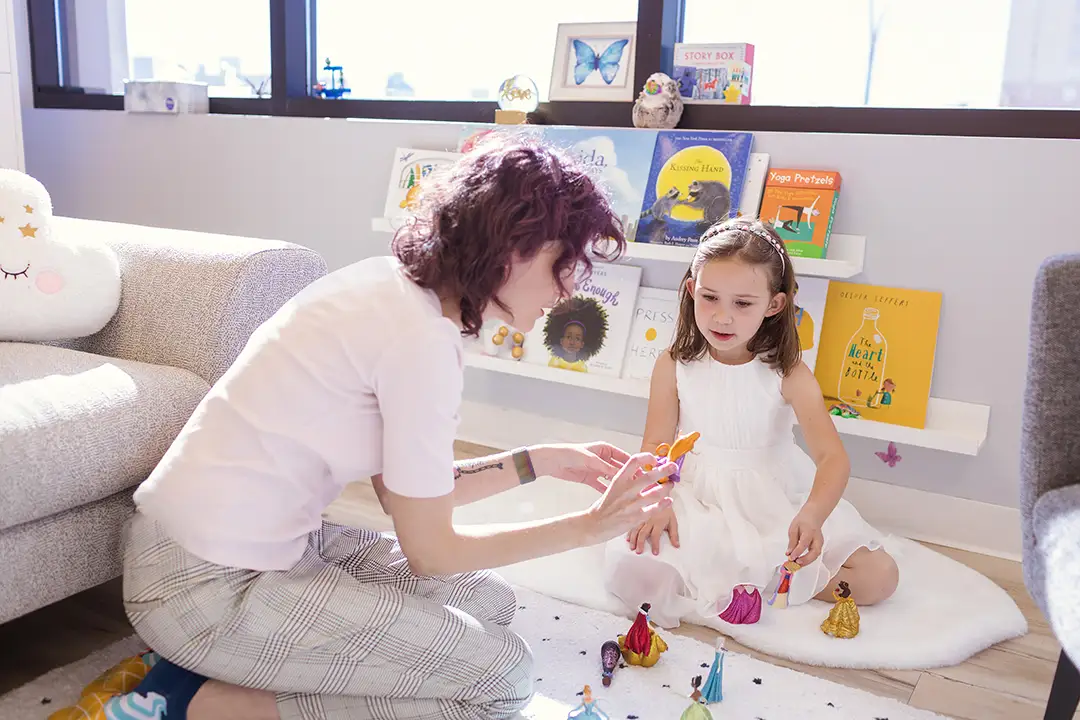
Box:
1020, 253, 1080, 719
0, 217, 327, 625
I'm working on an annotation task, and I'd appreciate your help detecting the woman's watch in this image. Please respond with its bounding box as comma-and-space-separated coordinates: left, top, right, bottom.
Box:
511, 447, 537, 485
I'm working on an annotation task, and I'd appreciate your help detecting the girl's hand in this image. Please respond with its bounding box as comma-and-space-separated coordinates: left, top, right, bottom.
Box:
528, 442, 632, 492
585, 453, 675, 544
627, 502, 679, 555
787, 505, 825, 566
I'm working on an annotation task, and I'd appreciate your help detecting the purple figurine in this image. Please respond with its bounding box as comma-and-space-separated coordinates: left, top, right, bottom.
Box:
601, 640, 621, 687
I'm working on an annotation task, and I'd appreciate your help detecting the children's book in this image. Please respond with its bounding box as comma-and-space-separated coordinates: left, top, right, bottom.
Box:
793, 277, 830, 373
458, 124, 658, 242
813, 282, 943, 429
636, 131, 754, 247
672, 43, 755, 104
758, 169, 842, 259
622, 287, 681, 381
384, 148, 463, 221
522, 262, 643, 378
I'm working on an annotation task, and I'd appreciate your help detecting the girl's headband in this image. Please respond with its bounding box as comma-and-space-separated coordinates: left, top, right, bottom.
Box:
701, 223, 786, 271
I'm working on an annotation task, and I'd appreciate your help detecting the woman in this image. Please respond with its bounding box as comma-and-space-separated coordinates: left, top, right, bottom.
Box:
113, 135, 676, 720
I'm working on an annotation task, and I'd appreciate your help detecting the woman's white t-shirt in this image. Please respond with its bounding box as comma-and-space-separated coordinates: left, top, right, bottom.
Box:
133, 255, 464, 571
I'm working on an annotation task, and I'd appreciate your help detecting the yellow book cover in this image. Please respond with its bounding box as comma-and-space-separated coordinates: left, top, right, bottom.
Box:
814, 282, 943, 429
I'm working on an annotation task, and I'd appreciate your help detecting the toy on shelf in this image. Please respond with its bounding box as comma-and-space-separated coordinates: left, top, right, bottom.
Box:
679, 676, 715, 720
646, 430, 700, 484
632, 72, 683, 129
820, 580, 860, 638
600, 639, 621, 687
768, 559, 802, 609
312, 58, 350, 99
567, 685, 610, 720
719, 584, 761, 625
699, 637, 726, 703
618, 602, 668, 667
483, 323, 526, 360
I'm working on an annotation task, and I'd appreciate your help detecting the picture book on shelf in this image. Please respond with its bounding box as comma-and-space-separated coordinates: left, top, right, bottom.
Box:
457, 124, 657, 241
384, 147, 463, 221
672, 43, 755, 104
813, 281, 943, 429
793, 277, 830, 373
758, 169, 842, 259
622, 287, 680, 381
636, 130, 754, 247
522, 261, 642, 378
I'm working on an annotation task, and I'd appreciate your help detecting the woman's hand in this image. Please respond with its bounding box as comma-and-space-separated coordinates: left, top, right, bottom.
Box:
585, 452, 675, 544
627, 501, 679, 555
787, 504, 826, 566
527, 442, 633, 492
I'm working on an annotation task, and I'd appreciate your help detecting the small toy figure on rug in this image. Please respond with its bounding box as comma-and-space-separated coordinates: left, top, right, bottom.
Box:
542, 295, 609, 373
699, 637, 726, 703
647, 430, 700, 484
820, 580, 861, 638
678, 676, 714, 720
600, 639, 621, 686
719, 584, 762, 625
768, 559, 802, 609
618, 602, 668, 666
632, 72, 683, 129
48, 648, 160, 720
567, 685, 610, 720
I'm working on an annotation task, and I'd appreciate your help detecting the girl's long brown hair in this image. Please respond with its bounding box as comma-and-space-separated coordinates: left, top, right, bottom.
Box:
669, 216, 802, 376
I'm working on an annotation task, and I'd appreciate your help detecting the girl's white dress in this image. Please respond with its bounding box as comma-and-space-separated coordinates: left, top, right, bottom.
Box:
603, 355, 884, 628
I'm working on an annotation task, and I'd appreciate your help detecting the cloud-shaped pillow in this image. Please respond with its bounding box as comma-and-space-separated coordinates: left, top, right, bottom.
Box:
0, 169, 121, 342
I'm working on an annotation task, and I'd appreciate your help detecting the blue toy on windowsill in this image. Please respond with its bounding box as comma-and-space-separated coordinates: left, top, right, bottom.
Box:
313, 58, 351, 99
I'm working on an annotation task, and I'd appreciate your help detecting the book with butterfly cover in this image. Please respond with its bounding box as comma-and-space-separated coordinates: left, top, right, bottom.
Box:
813, 281, 943, 429
636, 130, 755, 246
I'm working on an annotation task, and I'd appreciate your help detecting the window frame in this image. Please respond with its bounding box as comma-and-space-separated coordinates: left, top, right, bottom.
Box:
25, 0, 1080, 139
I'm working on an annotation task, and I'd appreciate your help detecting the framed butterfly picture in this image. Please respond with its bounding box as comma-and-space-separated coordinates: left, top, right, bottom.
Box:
549, 22, 637, 102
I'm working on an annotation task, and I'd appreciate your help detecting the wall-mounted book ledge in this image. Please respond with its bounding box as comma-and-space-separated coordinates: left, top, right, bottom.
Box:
371, 219, 865, 280
464, 353, 990, 456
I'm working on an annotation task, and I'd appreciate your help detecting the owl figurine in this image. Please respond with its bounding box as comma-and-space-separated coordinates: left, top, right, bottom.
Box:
632, 72, 683, 129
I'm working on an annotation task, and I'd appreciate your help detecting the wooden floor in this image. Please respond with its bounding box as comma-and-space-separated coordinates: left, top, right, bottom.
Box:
0, 440, 1070, 720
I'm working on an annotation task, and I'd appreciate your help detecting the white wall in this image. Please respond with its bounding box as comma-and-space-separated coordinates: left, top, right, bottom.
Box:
12, 2, 1076, 510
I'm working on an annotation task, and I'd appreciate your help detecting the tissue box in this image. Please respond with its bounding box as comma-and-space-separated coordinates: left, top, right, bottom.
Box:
123, 80, 209, 114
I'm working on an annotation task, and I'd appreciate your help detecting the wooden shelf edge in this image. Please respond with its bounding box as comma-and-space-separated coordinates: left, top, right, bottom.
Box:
371, 219, 865, 280
465, 353, 990, 456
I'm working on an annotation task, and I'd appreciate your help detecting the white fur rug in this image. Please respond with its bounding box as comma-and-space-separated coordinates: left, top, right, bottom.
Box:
451, 478, 1028, 670
0, 588, 951, 720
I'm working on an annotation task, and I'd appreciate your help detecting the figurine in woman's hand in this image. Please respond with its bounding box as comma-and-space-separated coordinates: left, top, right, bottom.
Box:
633, 73, 683, 129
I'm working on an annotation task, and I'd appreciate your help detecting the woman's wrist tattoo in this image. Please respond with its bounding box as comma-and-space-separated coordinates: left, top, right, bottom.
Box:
452, 458, 504, 480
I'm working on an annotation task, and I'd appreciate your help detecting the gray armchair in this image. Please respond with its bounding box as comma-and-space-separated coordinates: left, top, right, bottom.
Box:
1021, 253, 1080, 719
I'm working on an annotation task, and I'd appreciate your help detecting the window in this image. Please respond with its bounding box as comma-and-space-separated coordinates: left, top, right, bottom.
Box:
55, 0, 272, 98
314, 0, 638, 101
27, 0, 1080, 137
682, 0, 1080, 110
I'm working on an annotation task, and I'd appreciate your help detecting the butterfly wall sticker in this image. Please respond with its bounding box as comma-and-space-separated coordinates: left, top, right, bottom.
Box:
572, 38, 629, 85
875, 441, 901, 468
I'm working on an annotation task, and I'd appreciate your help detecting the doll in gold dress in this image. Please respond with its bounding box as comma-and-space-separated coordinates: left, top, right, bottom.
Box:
820, 580, 860, 638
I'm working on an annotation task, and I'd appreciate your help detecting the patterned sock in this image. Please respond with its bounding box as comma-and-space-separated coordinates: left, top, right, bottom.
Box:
103, 657, 208, 719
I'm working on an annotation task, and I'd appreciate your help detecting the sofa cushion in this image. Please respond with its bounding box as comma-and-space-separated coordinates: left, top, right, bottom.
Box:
0, 342, 210, 531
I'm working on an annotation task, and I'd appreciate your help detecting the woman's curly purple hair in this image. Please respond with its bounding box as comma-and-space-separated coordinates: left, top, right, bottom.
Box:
392, 133, 626, 337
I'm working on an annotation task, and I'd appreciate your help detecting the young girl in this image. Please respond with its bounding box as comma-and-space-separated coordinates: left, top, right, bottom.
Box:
603, 217, 899, 628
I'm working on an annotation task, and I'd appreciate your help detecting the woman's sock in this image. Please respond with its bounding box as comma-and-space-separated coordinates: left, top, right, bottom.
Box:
103, 656, 208, 719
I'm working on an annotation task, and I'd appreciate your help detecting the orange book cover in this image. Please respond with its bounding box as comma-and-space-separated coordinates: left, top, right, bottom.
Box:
813, 281, 942, 429
758, 169, 841, 259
